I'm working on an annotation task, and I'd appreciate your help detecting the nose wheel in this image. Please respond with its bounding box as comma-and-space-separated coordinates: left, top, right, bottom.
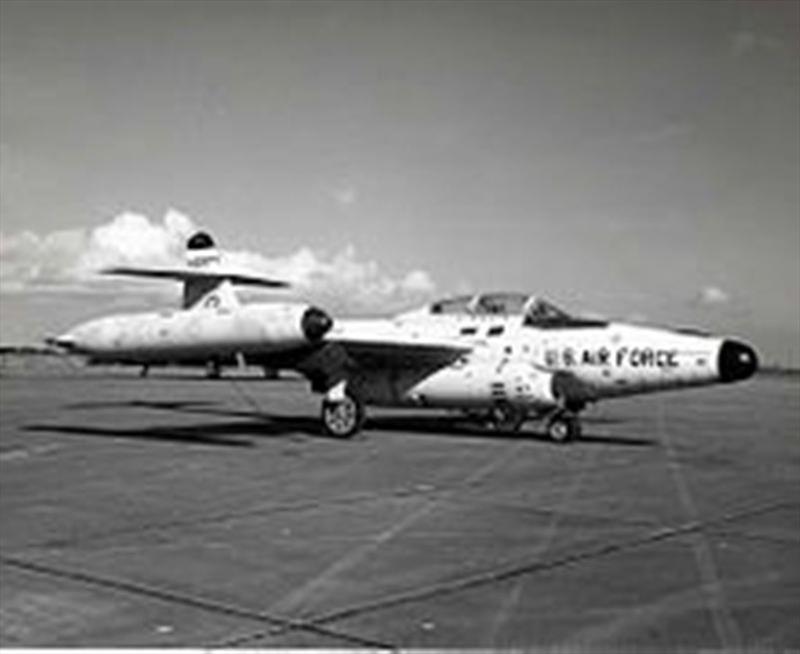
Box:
545, 412, 582, 443
321, 392, 364, 438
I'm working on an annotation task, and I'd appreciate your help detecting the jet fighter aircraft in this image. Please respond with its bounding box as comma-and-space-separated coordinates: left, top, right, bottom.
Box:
50, 232, 759, 442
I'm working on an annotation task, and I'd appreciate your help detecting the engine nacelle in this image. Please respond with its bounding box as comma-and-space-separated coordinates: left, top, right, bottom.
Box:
549, 370, 597, 410
493, 364, 597, 408
518, 365, 560, 406
50, 302, 333, 364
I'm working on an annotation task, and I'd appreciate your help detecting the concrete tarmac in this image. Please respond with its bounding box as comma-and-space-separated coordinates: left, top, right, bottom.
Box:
1, 362, 798, 649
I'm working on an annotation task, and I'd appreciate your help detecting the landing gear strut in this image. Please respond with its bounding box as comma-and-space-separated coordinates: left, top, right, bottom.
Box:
488, 402, 527, 433
545, 411, 582, 443
205, 359, 222, 379
321, 391, 364, 438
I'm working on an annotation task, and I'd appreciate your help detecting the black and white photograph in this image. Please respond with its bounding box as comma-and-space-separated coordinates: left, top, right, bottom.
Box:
1, 0, 798, 649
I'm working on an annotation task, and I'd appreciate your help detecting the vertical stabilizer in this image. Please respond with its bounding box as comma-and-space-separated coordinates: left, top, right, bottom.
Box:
183, 232, 238, 310
186, 231, 221, 269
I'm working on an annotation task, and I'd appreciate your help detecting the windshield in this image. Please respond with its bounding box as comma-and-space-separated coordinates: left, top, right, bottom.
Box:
429, 295, 473, 315
430, 292, 529, 316
474, 292, 528, 315
427, 293, 606, 328
523, 297, 608, 328
524, 298, 571, 324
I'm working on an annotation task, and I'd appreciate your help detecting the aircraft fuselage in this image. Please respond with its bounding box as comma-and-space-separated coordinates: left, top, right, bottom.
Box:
333, 314, 756, 412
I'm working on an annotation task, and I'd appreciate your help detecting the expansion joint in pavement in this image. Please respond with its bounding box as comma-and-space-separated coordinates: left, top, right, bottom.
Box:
0, 554, 394, 650
294, 498, 797, 630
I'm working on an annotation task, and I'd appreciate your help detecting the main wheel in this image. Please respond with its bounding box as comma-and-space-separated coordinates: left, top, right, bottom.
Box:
321, 393, 364, 438
489, 403, 527, 433
546, 414, 581, 443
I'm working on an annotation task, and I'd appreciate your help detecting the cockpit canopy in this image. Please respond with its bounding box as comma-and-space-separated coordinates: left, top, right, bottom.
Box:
427, 292, 606, 328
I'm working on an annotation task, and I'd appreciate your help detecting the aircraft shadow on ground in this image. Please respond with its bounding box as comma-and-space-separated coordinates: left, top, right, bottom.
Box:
363, 415, 658, 447
31, 400, 657, 448
65, 399, 264, 421
23, 422, 257, 447
22, 415, 326, 448
64, 400, 220, 411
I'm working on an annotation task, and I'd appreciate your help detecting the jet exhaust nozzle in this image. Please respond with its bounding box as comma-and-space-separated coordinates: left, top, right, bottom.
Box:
301, 306, 333, 341
717, 339, 758, 382
45, 335, 78, 352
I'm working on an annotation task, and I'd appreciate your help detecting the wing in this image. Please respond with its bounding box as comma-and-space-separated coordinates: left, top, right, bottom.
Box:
333, 338, 467, 369
295, 324, 469, 393
102, 266, 289, 288
326, 319, 469, 369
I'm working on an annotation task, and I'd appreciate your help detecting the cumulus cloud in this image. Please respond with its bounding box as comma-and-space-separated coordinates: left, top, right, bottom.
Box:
223, 243, 434, 313
730, 30, 785, 57
0, 210, 193, 294
0, 210, 436, 314
80, 210, 195, 272
695, 285, 730, 306
330, 185, 358, 207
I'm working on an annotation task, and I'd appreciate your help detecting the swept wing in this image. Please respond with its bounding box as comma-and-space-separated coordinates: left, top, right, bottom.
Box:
327, 319, 469, 368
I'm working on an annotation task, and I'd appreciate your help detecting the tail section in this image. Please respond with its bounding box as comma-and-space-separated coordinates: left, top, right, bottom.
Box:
101, 230, 290, 310
182, 231, 232, 309
183, 275, 239, 310
186, 231, 221, 270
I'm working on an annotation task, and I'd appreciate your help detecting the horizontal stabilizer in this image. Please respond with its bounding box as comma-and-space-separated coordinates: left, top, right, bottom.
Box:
101, 266, 290, 289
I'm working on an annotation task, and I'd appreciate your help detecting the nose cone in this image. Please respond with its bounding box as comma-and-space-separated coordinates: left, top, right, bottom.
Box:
718, 339, 758, 382
301, 306, 333, 341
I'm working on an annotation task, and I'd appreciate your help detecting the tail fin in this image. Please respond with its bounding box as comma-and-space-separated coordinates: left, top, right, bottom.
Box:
182, 231, 232, 309
186, 231, 221, 270
101, 231, 289, 310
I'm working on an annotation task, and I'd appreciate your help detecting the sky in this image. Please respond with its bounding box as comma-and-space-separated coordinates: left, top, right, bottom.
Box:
1, 0, 798, 365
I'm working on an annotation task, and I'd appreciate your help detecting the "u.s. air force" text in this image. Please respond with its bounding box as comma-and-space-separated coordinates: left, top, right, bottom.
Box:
545, 347, 679, 368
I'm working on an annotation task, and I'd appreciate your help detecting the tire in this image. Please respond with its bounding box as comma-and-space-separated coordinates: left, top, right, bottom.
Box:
489, 403, 527, 433
546, 415, 580, 443
321, 393, 364, 438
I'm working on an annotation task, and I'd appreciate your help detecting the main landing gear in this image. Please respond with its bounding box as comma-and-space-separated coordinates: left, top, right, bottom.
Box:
487, 402, 527, 434
205, 359, 222, 379
545, 410, 582, 443
321, 390, 364, 438
318, 387, 583, 442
